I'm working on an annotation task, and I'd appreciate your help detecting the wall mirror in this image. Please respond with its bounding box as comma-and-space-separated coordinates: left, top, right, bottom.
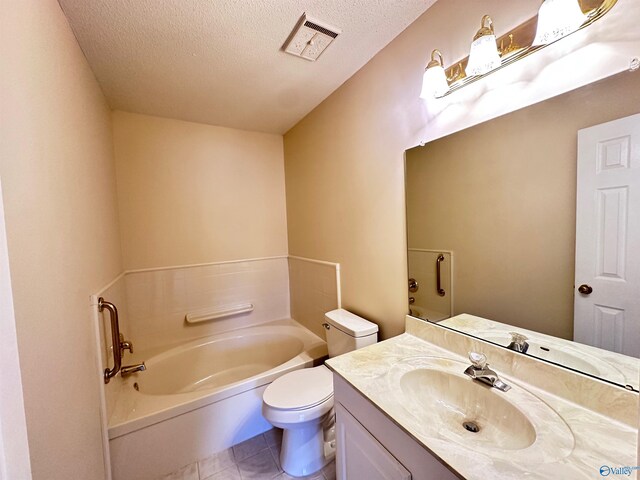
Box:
405, 70, 639, 391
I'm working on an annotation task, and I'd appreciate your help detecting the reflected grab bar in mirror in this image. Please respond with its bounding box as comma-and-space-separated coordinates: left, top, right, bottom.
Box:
436, 254, 446, 297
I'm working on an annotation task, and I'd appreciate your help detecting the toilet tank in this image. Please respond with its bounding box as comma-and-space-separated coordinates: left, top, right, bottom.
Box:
324, 309, 378, 357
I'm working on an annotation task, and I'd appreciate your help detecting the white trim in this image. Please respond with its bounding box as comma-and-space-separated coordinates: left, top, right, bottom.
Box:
94, 271, 126, 298
336, 265, 342, 309
126, 255, 289, 275
90, 293, 112, 480
93, 256, 290, 298
408, 248, 453, 254
287, 255, 340, 267
95, 256, 341, 299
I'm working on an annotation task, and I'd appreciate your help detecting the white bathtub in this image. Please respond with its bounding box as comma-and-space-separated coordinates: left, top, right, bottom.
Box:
108, 319, 327, 480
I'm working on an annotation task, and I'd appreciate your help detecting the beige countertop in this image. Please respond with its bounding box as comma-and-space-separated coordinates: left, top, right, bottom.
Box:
326, 318, 638, 480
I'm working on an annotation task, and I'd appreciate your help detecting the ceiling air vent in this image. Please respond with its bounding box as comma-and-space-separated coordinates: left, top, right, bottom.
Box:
283, 13, 341, 61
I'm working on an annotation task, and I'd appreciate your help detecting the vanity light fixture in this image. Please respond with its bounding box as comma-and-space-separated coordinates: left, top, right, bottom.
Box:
465, 15, 502, 76
420, 50, 450, 98
420, 0, 618, 99
420, 50, 465, 99
533, 0, 588, 46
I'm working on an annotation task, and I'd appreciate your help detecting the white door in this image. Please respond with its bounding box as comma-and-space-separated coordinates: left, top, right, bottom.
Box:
336, 404, 411, 480
574, 113, 640, 357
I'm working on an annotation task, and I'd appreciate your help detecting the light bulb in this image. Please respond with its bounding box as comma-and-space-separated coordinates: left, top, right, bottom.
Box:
420, 50, 449, 99
533, 0, 587, 46
465, 15, 502, 76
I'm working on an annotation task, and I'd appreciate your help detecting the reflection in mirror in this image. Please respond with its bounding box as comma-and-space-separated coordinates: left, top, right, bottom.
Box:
405, 71, 640, 390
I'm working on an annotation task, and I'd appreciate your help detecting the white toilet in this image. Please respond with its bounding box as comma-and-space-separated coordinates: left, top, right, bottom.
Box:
262, 309, 378, 477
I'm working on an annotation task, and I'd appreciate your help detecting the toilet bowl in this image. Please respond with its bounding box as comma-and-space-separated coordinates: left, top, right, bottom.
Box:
262, 365, 335, 477
262, 309, 378, 477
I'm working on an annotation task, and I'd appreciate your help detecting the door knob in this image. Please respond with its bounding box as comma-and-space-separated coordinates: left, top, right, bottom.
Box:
578, 284, 593, 295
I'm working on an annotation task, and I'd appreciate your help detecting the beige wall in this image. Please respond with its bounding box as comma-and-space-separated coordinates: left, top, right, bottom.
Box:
112, 111, 288, 270
406, 73, 640, 340
283, 0, 640, 340
0, 1, 123, 478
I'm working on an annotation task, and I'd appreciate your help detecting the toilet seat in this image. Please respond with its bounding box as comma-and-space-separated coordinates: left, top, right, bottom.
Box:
263, 365, 333, 411
262, 366, 334, 426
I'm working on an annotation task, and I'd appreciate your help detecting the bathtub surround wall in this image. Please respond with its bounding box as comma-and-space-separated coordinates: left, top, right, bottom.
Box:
283, 0, 640, 340
112, 111, 289, 270
0, 1, 124, 478
96, 255, 340, 375
289, 256, 341, 338
95, 257, 290, 441
124, 257, 290, 352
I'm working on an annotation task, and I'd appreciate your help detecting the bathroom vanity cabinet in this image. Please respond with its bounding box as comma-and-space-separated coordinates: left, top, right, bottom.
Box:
334, 375, 460, 480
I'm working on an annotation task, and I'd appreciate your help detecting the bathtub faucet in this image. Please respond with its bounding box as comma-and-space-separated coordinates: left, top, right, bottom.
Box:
121, 362, 146, 378
119, 333, 134, 356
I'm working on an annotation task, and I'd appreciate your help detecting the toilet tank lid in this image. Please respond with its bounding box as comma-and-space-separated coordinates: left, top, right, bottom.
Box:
325, 309, 378, 337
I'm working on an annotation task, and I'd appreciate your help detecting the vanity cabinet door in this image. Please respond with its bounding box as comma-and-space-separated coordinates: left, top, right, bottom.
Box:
336, 403, 411, 480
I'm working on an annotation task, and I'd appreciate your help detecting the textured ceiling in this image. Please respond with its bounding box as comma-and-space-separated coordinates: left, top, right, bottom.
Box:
58, 0, 436, 134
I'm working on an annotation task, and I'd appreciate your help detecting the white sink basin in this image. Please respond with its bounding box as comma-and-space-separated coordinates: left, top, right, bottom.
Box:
388, 356, 575, 463
401, 368, 536, 450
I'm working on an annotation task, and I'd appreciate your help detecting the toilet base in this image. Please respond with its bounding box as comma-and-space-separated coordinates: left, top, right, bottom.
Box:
280, 412, 335, 477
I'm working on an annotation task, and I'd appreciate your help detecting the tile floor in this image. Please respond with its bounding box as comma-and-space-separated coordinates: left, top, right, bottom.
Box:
160, 429, 336, 480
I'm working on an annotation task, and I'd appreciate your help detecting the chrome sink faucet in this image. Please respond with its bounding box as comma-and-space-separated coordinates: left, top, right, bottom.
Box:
464, 352, 511, 392
507, 332, 529, 353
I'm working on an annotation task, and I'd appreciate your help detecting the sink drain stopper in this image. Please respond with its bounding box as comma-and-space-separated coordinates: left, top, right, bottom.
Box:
462, 421, 480, 433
